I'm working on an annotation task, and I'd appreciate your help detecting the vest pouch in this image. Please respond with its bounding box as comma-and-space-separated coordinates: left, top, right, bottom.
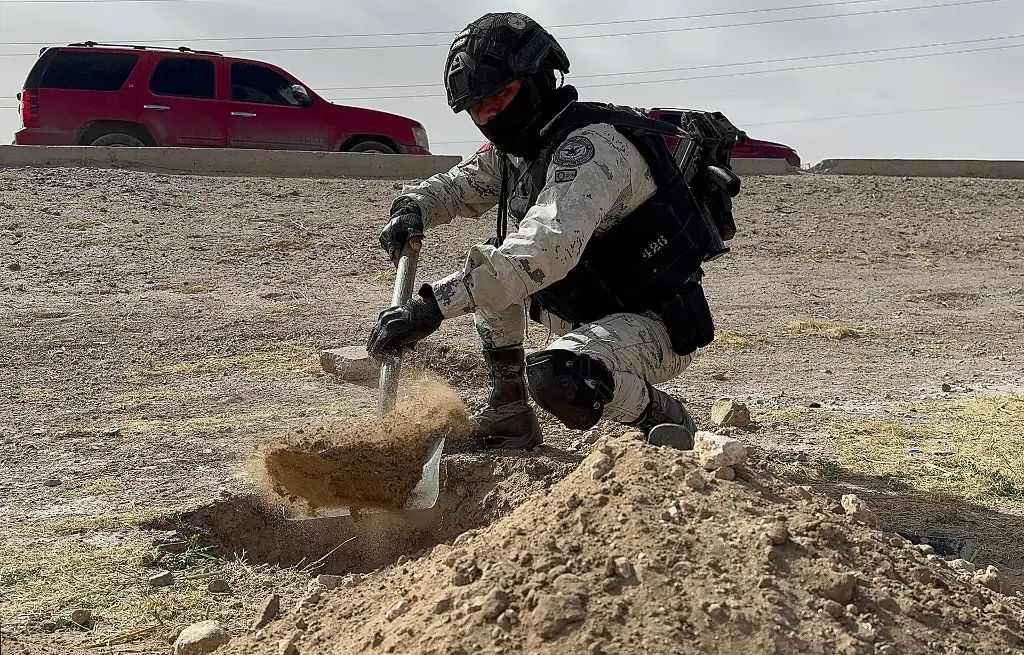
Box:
655, 281, 716, 356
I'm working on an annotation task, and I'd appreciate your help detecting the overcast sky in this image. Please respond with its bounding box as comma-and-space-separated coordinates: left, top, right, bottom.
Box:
1, 0, 1022, 165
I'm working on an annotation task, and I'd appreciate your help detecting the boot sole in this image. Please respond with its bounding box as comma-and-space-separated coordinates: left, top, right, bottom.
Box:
646, 423, 695, 451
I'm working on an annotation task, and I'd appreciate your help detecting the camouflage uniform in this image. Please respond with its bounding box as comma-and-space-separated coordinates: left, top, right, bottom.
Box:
394, 122, 697, 424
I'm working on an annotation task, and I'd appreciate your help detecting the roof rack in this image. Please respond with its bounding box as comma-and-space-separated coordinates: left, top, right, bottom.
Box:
66, 41, 223, 56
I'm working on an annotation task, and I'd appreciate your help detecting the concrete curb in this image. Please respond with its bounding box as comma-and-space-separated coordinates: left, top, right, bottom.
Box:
0, 145, 464, 180
809, 158, 1024, 179
730, 158, 800, 176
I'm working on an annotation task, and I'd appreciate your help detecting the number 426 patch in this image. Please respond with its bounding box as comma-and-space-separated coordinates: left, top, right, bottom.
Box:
553, 169, 578, 184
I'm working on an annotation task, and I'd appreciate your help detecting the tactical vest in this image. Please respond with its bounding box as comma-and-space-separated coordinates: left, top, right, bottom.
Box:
499, 101, 728, 356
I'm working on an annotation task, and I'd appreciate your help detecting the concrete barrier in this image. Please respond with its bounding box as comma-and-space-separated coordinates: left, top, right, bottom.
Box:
730, 158, 800, 176
0, 145, 464, 180
810, 158, 1024, 180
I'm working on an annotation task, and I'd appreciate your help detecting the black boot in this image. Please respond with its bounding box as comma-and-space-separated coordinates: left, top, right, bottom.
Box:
627, 383, 697, 450
464, 345, 543, 450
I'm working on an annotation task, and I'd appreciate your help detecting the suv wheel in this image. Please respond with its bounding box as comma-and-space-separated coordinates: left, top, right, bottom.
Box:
347, 140, 396, 154
90, 133, 146, 147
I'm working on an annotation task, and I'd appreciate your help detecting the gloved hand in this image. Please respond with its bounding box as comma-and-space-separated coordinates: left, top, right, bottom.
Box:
379, 205, 424, 264
366, 284, 444, 359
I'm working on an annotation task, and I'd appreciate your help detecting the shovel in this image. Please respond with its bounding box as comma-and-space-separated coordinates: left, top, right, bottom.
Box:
285, 241, 446, 520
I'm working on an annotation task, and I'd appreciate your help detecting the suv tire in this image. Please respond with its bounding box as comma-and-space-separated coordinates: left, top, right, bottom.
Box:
90, 133, 146, 147
347, 140, 396, 154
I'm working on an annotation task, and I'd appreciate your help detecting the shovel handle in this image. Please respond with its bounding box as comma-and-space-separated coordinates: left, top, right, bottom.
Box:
377, 241, 419, 417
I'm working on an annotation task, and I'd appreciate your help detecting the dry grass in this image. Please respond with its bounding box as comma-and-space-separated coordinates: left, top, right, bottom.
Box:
64, 219, 101, 230
783, 318, 873, 340
0, 515, 309, 647
146, 282, 213, 294
707, 329, 757, 350
132, 343, 320, 379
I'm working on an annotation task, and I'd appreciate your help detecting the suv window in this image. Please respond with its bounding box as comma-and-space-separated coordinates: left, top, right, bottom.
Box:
150, 57, 216, 99
37, 51, 140, 91
231, 63, 305, 106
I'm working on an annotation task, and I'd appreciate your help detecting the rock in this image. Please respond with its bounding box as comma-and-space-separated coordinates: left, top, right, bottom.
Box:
710, 398, 751, 427
496, 609, 519, 632
481, 589, 509, 620
590, 453, 614, 480
822, 600, 844, 618
840, 494, 878, 527
764, 523, 790, 545
149, 570, 174, 587
694, 431, 747, 471
942, 382, 952, 392
948, 558, 976, 573
432, 595, 453, 614
670, 465, 686, 479
622, 430, 645, 441
915, 543, 935, 555
207, 579, 230, 594
531, 593, 586, 640
70, 608, 92, 627
40, 620, 57, 633
8, 262, 22, 271
251, 594, 281, 630
44, 478, 62, 487
278, 631, 300, 655
316, 573, 361, 590
386, 599, 409, 621
685, 469, 707, 490
714, 466, 736, 481
298, 580, 325, 607
172, 620, 229, 655
974, 566, 1006, 594
319, 345, 379, 381
583, 429, 602, 445
452, 555, 481, 586
819, 572, 857, 604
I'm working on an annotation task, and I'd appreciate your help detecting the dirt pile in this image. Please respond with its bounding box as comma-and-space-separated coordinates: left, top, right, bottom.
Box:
223, 433, 1024, 655
253, 377, 475, 515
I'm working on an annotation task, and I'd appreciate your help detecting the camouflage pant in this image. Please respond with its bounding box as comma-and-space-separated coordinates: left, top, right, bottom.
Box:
474, 303, 695, 423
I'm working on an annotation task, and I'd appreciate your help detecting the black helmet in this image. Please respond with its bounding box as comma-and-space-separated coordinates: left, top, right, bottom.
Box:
445, 12, 570, 113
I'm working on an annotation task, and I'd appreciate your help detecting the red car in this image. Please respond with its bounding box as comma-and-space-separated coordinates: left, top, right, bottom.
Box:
647, 107, 801, 168
15, 42, 431, 154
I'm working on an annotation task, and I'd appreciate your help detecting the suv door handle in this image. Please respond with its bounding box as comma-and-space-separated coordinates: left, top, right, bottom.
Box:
143, 105, 170, 111
231, 111, 257, 118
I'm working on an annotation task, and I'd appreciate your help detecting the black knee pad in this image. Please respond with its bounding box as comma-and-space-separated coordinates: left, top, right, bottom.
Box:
524, 349, 615, 430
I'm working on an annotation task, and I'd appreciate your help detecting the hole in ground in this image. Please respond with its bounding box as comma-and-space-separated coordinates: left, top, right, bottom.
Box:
143, 450, 580, 575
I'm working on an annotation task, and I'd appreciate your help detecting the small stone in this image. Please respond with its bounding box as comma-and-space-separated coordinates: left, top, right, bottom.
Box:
841, 494, 878, 527
670, 465, 686, 479
684, 469, 707, 490
44, 478, 62, 487
8, 262, 22, 271
714, 466, 735, 481
251, 594, 281, 630
795, 485, 814, 501
590, 453, 614, 480
694, 431, 747, 470
40, 620, 57, 633
941, 382, 952, 392
704, 602, 728, 621
822, 600, 844, 618
820, 572, 857, 604
710, 398, 751, 427
481, 589, 509, 621
974, 565, 1006, 594
496, 609, 519, 632
948, 558, 975, 573
432, 595, 453, 614
149, 570, 174, 587
172, 620, 229, 655
297, 581, 324, 607
207, 579, 230, 594
856, 621, 877, 642
386, 599, 409, 621
70, 608, 92, 627
915, 543, 935, 555
278, 631, 300, 655
622, 430, 645, 441
451, 556, 481, 586
102, 427, 121, 436
319, 345, 379, 381
765, 523, 790, 545
613, 557, 636, 582
583, 429, 601, 445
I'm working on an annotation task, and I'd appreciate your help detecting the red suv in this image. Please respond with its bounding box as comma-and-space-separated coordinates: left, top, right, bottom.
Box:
15, 42, 431, 154
647, 107, 800, 168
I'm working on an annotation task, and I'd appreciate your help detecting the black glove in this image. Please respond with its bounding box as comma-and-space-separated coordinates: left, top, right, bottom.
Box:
366, 284, 444, 358
379, 205, 424, 261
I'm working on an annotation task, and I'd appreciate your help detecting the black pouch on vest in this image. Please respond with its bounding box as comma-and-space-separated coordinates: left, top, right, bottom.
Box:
656, 281, 716, 356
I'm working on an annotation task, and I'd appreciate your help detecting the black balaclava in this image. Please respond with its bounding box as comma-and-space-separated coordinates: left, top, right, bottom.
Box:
475, 71, 577, 159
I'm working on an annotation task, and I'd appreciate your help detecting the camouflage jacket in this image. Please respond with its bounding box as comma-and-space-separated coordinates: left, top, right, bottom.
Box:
392, 122, 658, 318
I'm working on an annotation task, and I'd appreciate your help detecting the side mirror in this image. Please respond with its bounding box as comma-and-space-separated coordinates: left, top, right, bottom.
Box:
291, 84, 312, 108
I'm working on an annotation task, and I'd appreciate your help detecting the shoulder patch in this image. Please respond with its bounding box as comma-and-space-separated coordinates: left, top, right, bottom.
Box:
552, 135, 596, 167
553, 169, 578, 184
477, 141, 493, 153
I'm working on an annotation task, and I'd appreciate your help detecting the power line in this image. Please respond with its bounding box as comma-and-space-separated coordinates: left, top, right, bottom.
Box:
0, 0, 1008, 56
0, 0, 917, 43
430, 99, 1024, 146
314, 34, 1024, 92
327, 42, 1024, 101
